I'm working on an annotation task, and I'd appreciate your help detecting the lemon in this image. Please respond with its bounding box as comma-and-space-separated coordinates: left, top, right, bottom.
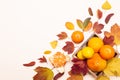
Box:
82, 47, 94, 58
77, 50, 85, 60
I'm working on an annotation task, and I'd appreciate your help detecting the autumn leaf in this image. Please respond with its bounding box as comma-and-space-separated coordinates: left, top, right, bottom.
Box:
83, 17, 91, 28
103, 35, 114, 46
105, 13, 114, 24
102, 0, 112, 10
53, 72, 64, 80
38, 56, 47, 63
104, 58, 120, 76
65, 22, 74, 30
83, 21, 92, 32
44, 50, 51, 54
93, 22, 104, 34
97, 9, 103, 19
57, 32, 68, 40
33, 67, 54, 80
62, 41, 74, 54
88, 7, 93, 16
96, 75, 110, 80
23, 61, 35, 67
76, 19, 84, 29
67, 71, 83, 80
50, 40, 58, 49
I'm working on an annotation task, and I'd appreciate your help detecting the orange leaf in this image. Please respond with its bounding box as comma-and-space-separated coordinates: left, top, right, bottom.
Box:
104, 31, 111, 37
65, 22, 74, 30
88, 7, 93, 16
97, 9, 103, 19
83, 21, 92, 31
105, 13, 114, 24
57, 32, 68, 40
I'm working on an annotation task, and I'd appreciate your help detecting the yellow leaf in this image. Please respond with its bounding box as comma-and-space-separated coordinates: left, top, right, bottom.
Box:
44, 50, 51, 54
102, 0, 111, 10
50, 40, 58, 49
97, 75, 110, 80
65, 22, 74, 30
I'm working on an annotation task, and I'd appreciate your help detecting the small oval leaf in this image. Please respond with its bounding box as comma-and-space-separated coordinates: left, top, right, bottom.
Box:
105, 13, 114, 24
83, 17, 91, 28
97, 9, 103, 19
44, 50, 51, 54
88, 7, 93, 16
76, 19, 84, 30
23, 61, 35, 67
65, 22, 74, 30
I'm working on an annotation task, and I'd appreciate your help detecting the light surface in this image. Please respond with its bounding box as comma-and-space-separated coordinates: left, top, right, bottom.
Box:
0, 0, 120, 80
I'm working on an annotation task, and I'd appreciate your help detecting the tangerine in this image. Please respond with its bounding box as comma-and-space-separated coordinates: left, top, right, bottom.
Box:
88, 37, 104, 52
71, 31, 84, 43
99, 45, 115, 60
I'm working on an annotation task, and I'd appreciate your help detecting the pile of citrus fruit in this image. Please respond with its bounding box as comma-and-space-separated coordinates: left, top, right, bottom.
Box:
76, 37, 115, 72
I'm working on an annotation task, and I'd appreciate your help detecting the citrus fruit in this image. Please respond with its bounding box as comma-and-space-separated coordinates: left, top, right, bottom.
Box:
77, 50, 85, 60
71, 31, 84, 43
49, 52, 67, 68
87, 53, 107, 72
82, 47, 94, 58
88, 37, 104, 52
99, 45, 115, 60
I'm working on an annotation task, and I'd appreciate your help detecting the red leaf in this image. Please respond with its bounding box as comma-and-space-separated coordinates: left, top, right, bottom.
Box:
93, 22, 104, 34
23, 61, 35, 67
97, 9, 103, 19
103, 35, 114, 46
53, 72, 64, 80
57, 32, 68, 40
105, 13, 114, 24
88, 7, 93, 16
38, 56, 47, 63
62, 41, 74, 54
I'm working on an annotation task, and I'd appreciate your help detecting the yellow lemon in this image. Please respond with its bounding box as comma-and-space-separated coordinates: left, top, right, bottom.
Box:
77, 50, 85, 60
82, 47, 94, 58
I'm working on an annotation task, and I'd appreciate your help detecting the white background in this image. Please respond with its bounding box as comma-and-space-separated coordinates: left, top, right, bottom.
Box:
0, 0, 120, 80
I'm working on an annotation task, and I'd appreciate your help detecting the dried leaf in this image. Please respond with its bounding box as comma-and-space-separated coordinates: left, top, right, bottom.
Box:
57, 32, 68, 40
33, 67, 54, 80
65, 22, 74, 30
50, 40, 58, 49
83, 17, 91, 28
83, 21, 92, 32
76, 19, 84, 29
105, 13, 114, 24
67, 71, 83, 80
93, 22, 104, 34
102, 0, 112, 10
104, 31, 111, 37
97, 9, 103, 19
62, 41, 74, 54
88, 7, 93, 16
104, 58, 120, 76
96, 75, 110, 80
23, 61, 35, 67
103, 35, 114, 46
38, 56, 47, 63
111, 24, 120, 45
44, 50, 51, 54
53, 72, 64, 80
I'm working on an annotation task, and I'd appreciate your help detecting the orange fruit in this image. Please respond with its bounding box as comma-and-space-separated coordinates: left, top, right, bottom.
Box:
87, 53, 107, 72
88, 37, 104, 52
99, 45, 115, 60
71, 31, 84, 43
49, 52, 67, 68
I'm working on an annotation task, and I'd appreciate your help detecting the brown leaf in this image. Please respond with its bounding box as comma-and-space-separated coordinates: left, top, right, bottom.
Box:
97, 9, 103, 19
105, 13, 114, 24
62, 41, 74, 54
38, 56, 47, 63
76, 19, 84, 29
53, 72, 64, 80
33, 67, 54, 80
103, 35, 114, 46
23, 61, 35, 67
88, 7, 93, 16
93, 22, 104, 34
67, 71, 83, 80
57, 32, 68, 40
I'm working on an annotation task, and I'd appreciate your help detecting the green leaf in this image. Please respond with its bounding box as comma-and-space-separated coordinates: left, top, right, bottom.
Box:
76, 19, 84, 30
33, 67, 54, 80
104, 58, 120, 76
83, 17, 91, 28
